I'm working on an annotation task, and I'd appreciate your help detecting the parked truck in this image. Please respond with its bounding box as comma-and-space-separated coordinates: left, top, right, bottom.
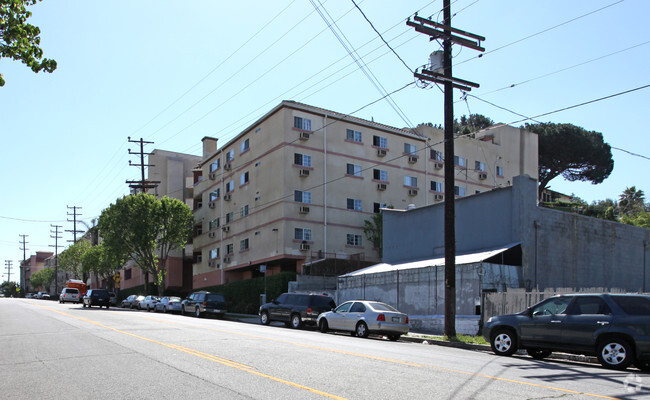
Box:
66, 279, 87, 297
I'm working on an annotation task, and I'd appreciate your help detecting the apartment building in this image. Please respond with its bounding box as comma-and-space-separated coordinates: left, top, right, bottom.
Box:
19, 251, 53, 293
191, 101, 538, 288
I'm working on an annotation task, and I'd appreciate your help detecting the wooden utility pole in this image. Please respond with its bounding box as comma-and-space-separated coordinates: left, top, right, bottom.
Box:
4, 260, 12, 282
126, 137, 160, 194
408, 1, 484, 337
66, 205, 84, 243
50, 225, 63, 294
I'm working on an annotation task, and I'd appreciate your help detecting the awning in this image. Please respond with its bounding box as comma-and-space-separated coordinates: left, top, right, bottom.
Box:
340, 242, 520, 277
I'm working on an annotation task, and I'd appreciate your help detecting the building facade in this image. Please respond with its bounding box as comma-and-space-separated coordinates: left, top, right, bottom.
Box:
19, 251, 53, 293
191, 101, 538, 288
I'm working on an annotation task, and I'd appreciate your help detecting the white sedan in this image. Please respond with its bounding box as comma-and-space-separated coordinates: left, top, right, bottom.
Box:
317, 300, 409, 341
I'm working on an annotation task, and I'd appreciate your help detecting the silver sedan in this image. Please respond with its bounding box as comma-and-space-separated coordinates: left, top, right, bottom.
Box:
154, 296, 182, 313
317, 300, 409, 341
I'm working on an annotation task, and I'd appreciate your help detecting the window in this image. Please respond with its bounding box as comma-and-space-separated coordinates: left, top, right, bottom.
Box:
475, 161, 486, 172
347, 198, 362, 211
373, 169, 388, 181
496, 165, 504, 176
209, 218, 220, 230
294, 228, 312, 241
225, 212, 234, 224
346, 163, 362, 177
294, 190, 312, 204
373, 202, 387, 213
404, 176, 418, 187
454, 155, 466, 168
226, 149, 234, 162
210, 159, 220, 172
209, 189, 220, 201
125, 269, 132, 280
240, 171, 249, 185
430, 149, 443, 161
346, 234, 362, 246
240, 238, 249, 251
294, 153, 311, 167
404, 143, 417, 155
568, 296, 611, 315
209, 248, 219, 259
373, 135, 387, 148
431, 180, 443, 192
225, 244, 233, 255
294, 116, 312, 131
454, 186, 466, 197
346, 129, 362, 143
226, 180, 234, 192
240, 138, 249, 153
240, 205, 249, 217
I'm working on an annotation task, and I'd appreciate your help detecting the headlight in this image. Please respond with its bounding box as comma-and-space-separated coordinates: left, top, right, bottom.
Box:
487, 317, 493, 323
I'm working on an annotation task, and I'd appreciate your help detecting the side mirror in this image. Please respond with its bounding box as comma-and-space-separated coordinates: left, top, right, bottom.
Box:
532, 310, 543, 317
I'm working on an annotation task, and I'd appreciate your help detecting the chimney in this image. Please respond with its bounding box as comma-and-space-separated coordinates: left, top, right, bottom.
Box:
202, 137, 218, 159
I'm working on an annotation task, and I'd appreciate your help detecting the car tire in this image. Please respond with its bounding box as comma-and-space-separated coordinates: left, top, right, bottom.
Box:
260, 311, 270, 325
147, 305, 151, 312
597, 337, 634, 370
528, 349, 552, 360
319, 319, 329, 333
82, 302, 86, 308
355, 322, 369, 338
106, 305, 110, 309
195, 308, 201, 318
290, 313, 302, 329
490, 328, 518, 356
388, 334, 400, 342
162, 306, 167, 313
181, 306, 186, 316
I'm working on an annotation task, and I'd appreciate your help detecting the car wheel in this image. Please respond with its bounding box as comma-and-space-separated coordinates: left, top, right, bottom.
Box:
290, 313, 302, 329
195, 308, 201, 318
355, 322, 369, 338
147, 305, 151, 312
82, 302, 86, 308
388, 334, 400, 341
490, 328, 517, 356
106, 305, 110, 309
597, 337, 634, 370
260, 311, 270, 325
181, 306, 186, 316
528, 349, 552, 360
319, 319, 329, 333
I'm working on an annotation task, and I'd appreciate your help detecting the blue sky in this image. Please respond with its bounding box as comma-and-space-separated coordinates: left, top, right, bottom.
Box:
1, 0, 648, 282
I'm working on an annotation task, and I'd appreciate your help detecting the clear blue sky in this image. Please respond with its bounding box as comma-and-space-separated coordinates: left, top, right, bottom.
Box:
2, 0, 648, 282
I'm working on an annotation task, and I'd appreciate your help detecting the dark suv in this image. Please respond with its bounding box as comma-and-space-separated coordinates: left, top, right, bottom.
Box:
259, 293, 336, 329
83, 289, 111, 309
181, 291, 227, 318
483, 293, 650, 370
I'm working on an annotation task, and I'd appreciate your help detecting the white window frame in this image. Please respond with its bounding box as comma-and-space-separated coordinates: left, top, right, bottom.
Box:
240, 205, 249, 217
209, 189, 220, 201
373, 169, 388, 181
294, 153, 312, 167
431, 181, 443, 192
294, 116, 312, 131
346, 163, 362, 177
294, 190, 312, 204
226, 180, 234, 192
404, 176, 418, 187
430, 149, 443, 161
346, 129, 362, 143
454, 155, 466, 168
454, 186, 466, 197
347, 198, 362, 211
240, 171, 249, 186
496, 165, 504, 176
373, 135, 387, 148
210, 159, 220, 172
346, 234, 362, 246
209, 248, 219, 259
475, 161, 486, 172
240, 138, 249, 153
226, 149, 235, 162
294, 228, 312, 241
404, 143, 417, 155
209, 218, 220, 230
240, 238, 249, 251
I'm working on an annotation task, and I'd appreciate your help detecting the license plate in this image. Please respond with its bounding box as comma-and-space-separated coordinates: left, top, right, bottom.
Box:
392, 317, 401, 323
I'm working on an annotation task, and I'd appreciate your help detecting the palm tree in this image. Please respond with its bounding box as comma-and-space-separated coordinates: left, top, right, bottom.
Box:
619, 186, 645, 216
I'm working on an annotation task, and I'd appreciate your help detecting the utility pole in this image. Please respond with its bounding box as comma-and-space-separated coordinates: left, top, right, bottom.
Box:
66, 205, 84, 243
4, 260, 12, 282
19, 234, 28, 291
126, 137, 160, 194
408, 1, 484, 337
50, 225, 63, 295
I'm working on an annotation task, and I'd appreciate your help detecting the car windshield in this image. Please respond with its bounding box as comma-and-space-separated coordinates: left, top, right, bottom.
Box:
368, 302, 398, 312
169, 297, 181, 302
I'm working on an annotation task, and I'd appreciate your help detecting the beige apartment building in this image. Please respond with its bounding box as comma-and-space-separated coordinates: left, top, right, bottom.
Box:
191, 101, 538, 288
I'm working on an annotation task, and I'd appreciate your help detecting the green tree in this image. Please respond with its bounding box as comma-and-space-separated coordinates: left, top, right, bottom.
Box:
82, 244, 122, 290
0, 0, 57, 86
454, 114, 494, 136
58, 240, 91, 280
0, 280, 19, 297
581, 199, 618, 221
363, 212, 384, 258
29, 267, 53, 291
619, 186, 645, 216
525, 122, 614, 199
98, 194, 193, 296
621, 212, 650, 229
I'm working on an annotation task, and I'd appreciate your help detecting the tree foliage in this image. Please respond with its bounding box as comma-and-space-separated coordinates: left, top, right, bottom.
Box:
618, 186, 645, 216
29, 267, 53, 290
525, 122, 614, 198
82, 244, 122, 289
98, 194, 193, 295
0, 0, 57, 86
58, 240, 90, 280
1, 280, 19, 297
454, 114, 494, 136
363, 212, 384, 258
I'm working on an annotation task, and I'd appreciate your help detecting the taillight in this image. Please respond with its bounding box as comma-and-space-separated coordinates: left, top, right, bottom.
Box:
202, 301, 207, 306
377, 314, 385, 322
406, 316, 409, 323
307, 307, 313, 314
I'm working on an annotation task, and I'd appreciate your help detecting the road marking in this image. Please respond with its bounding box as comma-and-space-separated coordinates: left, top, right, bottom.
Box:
36, 305, 347, 400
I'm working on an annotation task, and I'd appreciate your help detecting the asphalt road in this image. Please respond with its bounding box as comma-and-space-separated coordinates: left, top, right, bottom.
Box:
1, 298, 648, 399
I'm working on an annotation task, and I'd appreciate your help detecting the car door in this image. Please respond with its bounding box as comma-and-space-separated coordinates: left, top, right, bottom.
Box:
328, 302, 353, 330
518, 297, 572, 347
561, 296, 612, 351
347, 302, 367, 330
268, 294, 288, 320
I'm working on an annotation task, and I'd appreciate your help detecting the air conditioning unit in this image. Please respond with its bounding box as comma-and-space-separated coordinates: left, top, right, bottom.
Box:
224, 194, 232, 201
299, 243, 310, 251
434, 194, 444, 201
208, 231, 216, 238
223, 256, 231, 263
208, 201, 216, 209
299, 206, 310, 214
377, 183, 387, 191
298, 169, 310, 177
478, 172, 487, 180
299, 131, 310, 140
209, 172, 216, 180
434, 162, 443, 169
408, 189, 418, 196
222, 226, 230, 233
377, 148, 387, 157
224, 163, 232, 171
408, 156, 418, 163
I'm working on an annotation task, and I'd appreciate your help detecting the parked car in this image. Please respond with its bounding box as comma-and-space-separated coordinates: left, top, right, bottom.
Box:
59, 288, 81, 304
37, 291, 50, 299
139, 295, 161, 311
82, 289, 111, 309
121, 295, 144, 309
25, 293, 35, 298
154, 296, 182, 313
181, 291, 227, 318
483, 293, 650, 370
317, 300, 409, 340
259, 293, 335, 329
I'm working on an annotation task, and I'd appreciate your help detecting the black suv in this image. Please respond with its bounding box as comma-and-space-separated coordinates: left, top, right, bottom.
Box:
83, 289, 111, 309
259, 293, 336, 329
181, 291, 227, 318
483, 293, 650, 370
